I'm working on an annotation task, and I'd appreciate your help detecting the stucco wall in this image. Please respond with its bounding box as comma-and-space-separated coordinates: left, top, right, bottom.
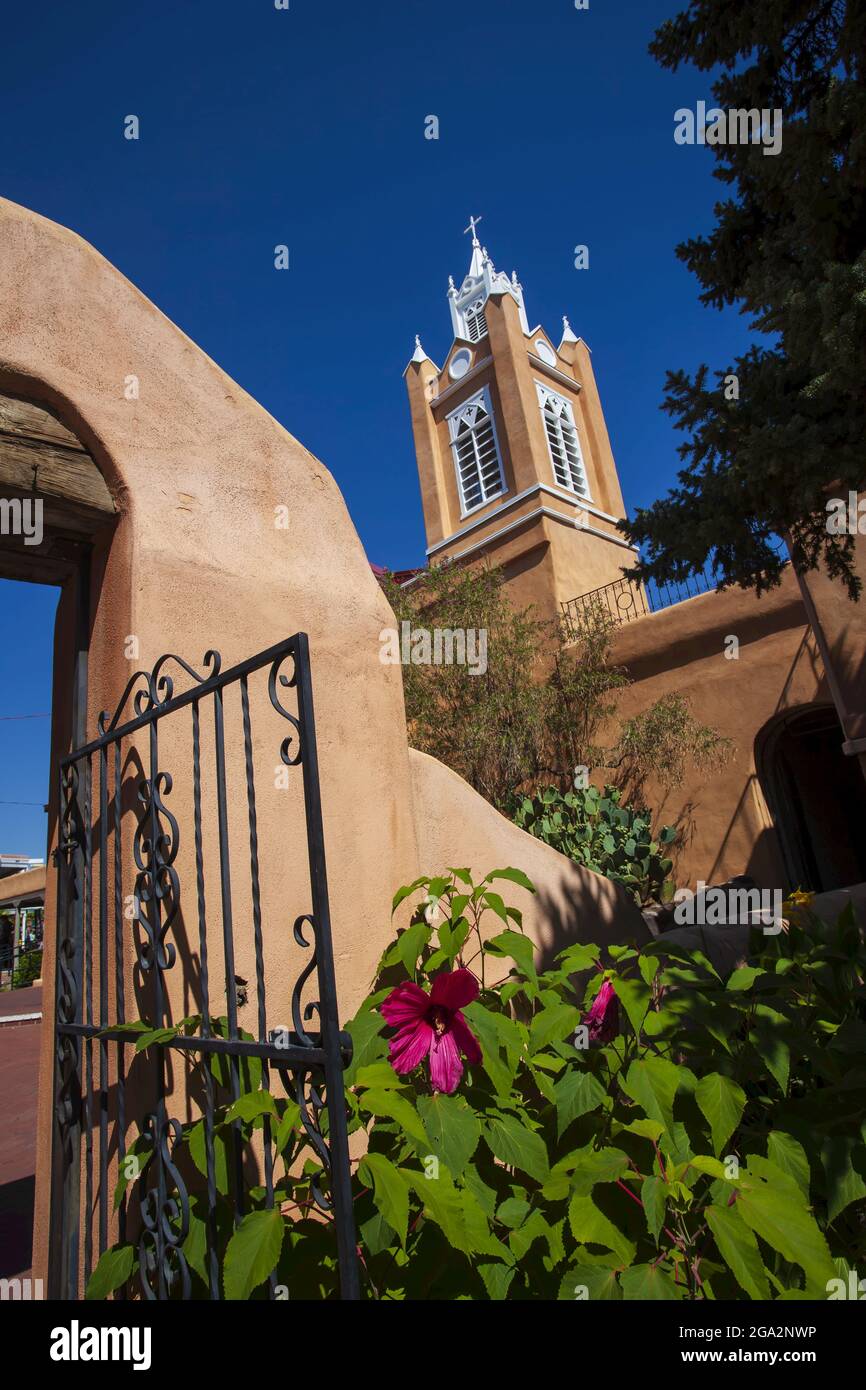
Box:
606, 571, 825, 888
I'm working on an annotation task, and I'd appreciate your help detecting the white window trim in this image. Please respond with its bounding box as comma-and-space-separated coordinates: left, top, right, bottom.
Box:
463, 299, 489, 344
446, 386, 508, 519
535, 380, 591, 500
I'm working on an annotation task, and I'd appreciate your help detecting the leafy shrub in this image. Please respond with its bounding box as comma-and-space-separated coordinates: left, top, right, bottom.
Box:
12, 949, 42, 989
511, 785, 677, 906
88, 869, 866, 1301
380, 563, 731, 809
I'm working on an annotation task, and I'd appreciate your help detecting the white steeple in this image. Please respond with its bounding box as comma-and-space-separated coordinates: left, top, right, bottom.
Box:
411, 334, 427, 363
447, 218, 530, 342
560, 315, 578, 345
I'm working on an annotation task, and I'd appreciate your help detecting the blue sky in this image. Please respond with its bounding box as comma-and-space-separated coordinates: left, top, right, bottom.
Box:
0, 0, 754, 855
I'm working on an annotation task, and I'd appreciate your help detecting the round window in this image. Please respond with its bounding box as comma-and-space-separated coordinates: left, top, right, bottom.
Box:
535, 338, 557, 367
449, 348, 472, 381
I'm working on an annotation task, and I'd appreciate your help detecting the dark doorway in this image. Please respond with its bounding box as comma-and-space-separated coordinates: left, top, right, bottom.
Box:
756, 705, 866, 893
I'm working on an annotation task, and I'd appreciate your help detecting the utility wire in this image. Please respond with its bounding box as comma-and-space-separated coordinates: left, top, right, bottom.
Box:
0, 714, 51, 721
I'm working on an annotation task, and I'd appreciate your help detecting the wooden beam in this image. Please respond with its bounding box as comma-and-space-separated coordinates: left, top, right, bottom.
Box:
0, 392, 115, 515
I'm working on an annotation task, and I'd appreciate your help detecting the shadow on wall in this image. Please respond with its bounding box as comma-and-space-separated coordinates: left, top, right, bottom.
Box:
701, 627, 826, 890
532, 875, 648, 977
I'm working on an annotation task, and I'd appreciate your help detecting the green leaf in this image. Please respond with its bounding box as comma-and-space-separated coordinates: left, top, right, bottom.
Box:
134, 1026, 179, 1053
735, 1164, 835, 1294
274, 1100, 301, 1154
112, 1134, 153, 1212
529, 1002, 580, 1055
353, 1061, 406, 1091
225, 1090, 278, 1124
417, 1092, 481, 1180
612, 977, 652, 1036
448, 866, 474, 886
619, 1117, 664, 1142
85, 1244, 136, 1300
478, 1261, 517, 1299
767, 1132, 810, 1199
462, 1002, 515, 1098
553, 1069, 606, 1140
343, 1003, 387, 1086
620, 1263, 682, 1300
480, 889, 509, 923
568, 1193, 635, 1265
621, 1056, 681, 1137
726, 966, 762, 992
820, 1138, 866, 1225
485, 1113, 549, 1184
497, 1197, 530, 1229
695, 1073, 746, 1156
641, 1175, 666, 1244
570, 1146, 629, 1195
509, 1210, 564, 1264
750, 1025, 790, 1095
558, 1263, 621, 1300
438, 916, 470, 962
485, 867, 536, 894
188, 1118, 230, 1196
705, 1204, 770, 1300
360, 1153, 410, 1248
485, 931, 537, 983
363, 1088, 429, 1147
391, 877, 428, 914
406, 1167, 497, 1257
359, 1211, 396, 1258
555, 942, 601, 974
223, 1208, 285, 1301
398, 920, 432, 976
182, 1209, 210, 1289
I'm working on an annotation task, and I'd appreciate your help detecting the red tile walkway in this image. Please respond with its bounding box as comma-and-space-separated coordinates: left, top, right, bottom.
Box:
0, 987, 42, 1279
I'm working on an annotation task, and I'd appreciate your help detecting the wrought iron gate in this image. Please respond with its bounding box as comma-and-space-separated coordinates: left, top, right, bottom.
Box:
48, 634, 360, 1300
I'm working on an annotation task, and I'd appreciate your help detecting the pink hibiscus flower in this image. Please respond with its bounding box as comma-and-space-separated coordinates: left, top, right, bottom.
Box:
582, 979, 619, 1043
380, 968, 482, 1094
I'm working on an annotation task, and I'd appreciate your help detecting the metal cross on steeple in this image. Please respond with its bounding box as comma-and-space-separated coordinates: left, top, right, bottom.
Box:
463, 214, 483, 246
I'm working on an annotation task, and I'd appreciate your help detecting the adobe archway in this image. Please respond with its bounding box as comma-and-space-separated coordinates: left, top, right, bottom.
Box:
755, 703, 866, 893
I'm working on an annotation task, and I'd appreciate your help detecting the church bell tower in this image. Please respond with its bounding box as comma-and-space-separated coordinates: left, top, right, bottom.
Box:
403, 219, 636, 622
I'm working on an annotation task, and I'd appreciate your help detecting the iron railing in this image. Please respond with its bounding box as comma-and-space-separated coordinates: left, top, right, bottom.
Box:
49, 633, 359, 1301
561, 568, 718, 630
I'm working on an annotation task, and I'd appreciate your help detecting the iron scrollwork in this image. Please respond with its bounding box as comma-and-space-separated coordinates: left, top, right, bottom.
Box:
268, 648, 303, 767
137, 1113, 191, 1301
133, 771, 180, 974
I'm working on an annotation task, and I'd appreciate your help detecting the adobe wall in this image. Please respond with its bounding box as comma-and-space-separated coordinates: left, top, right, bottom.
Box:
0, 198, 645, 1288
605, 571, 826, 889
0, 865, 46, 907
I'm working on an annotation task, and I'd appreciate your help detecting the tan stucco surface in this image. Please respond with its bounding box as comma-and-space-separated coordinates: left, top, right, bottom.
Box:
409, 750, 649, 970
0, 864, 46, 906
606, 572, 824, 888
0, 197, 644, 1286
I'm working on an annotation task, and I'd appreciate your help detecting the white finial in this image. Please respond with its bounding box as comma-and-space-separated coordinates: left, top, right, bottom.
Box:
464, 214, 483, 246
411, 335, 427, 363
448, 274, 456, 290
561, 314, 578, 344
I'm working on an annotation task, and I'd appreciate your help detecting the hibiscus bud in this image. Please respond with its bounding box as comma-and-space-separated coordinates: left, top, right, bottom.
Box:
582, 979, 619, 1043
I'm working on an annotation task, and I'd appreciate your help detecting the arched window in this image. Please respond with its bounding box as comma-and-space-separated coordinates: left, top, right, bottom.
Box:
447, 388, 505, 514
464, 300, 488, 344
536, 382, 588, 496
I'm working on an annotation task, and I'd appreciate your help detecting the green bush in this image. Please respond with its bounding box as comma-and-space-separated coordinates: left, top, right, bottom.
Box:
511, 785, 676, 906
88, 869, 866, 1301
11, 949, 42, 990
